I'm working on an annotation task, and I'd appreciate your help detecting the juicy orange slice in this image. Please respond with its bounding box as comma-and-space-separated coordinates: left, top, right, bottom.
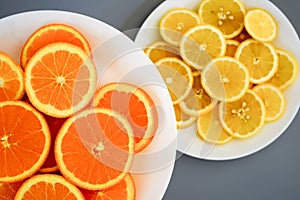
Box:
144, 41, 180, 63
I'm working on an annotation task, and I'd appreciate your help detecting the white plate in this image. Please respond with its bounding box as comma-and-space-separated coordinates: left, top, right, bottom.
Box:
0, 10, 177, 199
135, 0, 300, 160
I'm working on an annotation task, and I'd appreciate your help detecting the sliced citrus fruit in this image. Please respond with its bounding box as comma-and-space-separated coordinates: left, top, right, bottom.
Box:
244, 8, 278, 42
219, 90, 266, 138
55, 108, 134, 190
173, 103, 197, 129
21, 23, 91, 68
180, 25, 226, 70
93, 82, 158, 153
225, 40, 240, 57
201, 57, 249, 102
25, 42, 97, 118
14, 174, 84, 200
180, 71, 218, 117
197, 106, 233, 145
266, 49, 298, 90
0, 181, 23, 200
82, 174, 136, 200
253, 84, 286, 122
155, 57, 193, 104
39, 115, 67, 173
198, 0, 245, 38
0, 101, 51, 183
159, 8, 201, 46
233, 28, 252, 42
235, 39, 278, 84
0, 52, 24, 101
144, 41, 180, 63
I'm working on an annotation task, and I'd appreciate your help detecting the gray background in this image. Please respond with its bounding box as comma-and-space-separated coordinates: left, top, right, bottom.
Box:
0, 0, 299, 199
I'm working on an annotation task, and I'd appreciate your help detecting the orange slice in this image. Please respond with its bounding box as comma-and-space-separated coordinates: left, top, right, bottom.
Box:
173, 103, 197, 129
197, 106, 233, 145
0, 52, 24, 101
201, 57, 249, 102
0, 181, 23, 200
266, 49, 298, 90
55, 108, 135, 190
155, 57, 193, 104
21, 23, 91, 68
253, 84, 286, 122
25, 42, 97, 118
160, 8, 201, 46
198, 0, 245, 38
180, 25, 226, 70
93, 82, 158, 153
14, 174, 84, 200
225, 40, 240, 57
235, 39, 278, 84
180, 71, 218, 117
82, 174, 136, 200
0, 101, 51, 183
244, 8, 278, 42
219, 90, 266, 138
144, 41, 180, 63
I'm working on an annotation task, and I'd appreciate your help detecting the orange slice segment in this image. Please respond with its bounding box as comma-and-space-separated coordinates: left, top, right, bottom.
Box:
0, 101, 51, 183
0, 181, 23, 200
21, 23, 91, 68
55, 108, 135, 190
93, 82, 158, 153
25, 42, 97, 118
14, 174, 84, 200
144, 41, 180, 63
0, 52, 24, 101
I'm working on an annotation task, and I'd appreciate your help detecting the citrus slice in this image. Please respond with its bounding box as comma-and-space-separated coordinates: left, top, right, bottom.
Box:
93, 82, 158, 153
14, 174, 84, 200
0, 101, 51, 183
219, 90, 266, 138
173, 103, 197, 129
233, 28, 252, 42
235, 39, 278, 84
244, 8, 278, 42
160, 8, 201, 46
25, 42, 97, 118
198, 0, 245, 38
180, 25, 226, 70
0, 181, 23, 200
253, 84, 286, 122
0, 52, 24, 101
39, 115, 67, 174
82, 174, 136, 200
180, 71, 218, 117
201, 57, 249, 102
225, 40, 240, 57
21, 23, 91, 68
155, 57, 193, 104
144, 41, 180, 63
55, 108, 135, 190
266, 49, 298, 90
197, 106, 233, 145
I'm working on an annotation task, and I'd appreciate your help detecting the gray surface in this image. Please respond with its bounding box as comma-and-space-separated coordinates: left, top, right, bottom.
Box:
0, 0, 299, 199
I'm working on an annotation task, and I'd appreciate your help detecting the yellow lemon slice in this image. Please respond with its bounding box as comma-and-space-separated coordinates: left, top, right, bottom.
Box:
173, 103, 197, 129
144, 41, 180, 63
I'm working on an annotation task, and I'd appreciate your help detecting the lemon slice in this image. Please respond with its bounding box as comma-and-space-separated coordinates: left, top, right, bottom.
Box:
197, 106, 233, 145
173, 103, 197, 129
144, 41, 180, 63
181, 71, 218, 117
225, 40, 240, 57
235, 39, 278, 84
180, 25, 226, 70
155, 57, 193, 104
198, 0, 245, 38
201, 57, 249, 102
160, 8, 201, 46
266, 49, 298, 90
244, 8, 278, 42
253, 84, 286, 122
219, 90, 266, 139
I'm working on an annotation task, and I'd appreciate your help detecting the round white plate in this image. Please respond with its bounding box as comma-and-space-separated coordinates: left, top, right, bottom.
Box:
0, 10, 177, 199
135, 0, 300, 160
